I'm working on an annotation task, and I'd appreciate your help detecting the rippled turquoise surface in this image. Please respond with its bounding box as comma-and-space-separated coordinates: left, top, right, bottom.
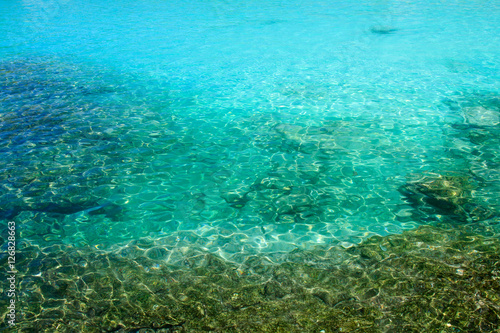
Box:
1, 0, 500, 331
1, 0, 500, 258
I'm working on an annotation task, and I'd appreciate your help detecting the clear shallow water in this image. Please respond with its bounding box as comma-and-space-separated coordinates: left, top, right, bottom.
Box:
1, 0, 500, 258
0, 1, 500, 330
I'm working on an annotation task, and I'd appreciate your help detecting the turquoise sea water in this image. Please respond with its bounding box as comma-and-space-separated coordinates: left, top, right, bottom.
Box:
1, 0, 500, 331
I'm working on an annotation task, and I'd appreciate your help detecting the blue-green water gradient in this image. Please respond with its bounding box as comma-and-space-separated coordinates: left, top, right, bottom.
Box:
1, 0, 499, 261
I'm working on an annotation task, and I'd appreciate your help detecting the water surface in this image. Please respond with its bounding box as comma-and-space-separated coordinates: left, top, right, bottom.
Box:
1, 0, 499, 331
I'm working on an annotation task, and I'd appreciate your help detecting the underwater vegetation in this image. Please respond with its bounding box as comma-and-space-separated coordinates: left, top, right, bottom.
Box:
1, 223, 499, 332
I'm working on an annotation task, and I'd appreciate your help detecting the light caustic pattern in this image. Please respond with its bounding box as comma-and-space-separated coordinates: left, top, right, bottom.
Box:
0, 0, 499, 331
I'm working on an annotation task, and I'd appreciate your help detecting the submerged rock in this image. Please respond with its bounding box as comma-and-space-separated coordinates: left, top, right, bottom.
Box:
462, 106, 500, 127
445, 91, 500, 131
220, 190, 252, 208
400, 172, 495, 222
1, 199, 124, 223
0, 58, 136, 231
370, 25, 398, 34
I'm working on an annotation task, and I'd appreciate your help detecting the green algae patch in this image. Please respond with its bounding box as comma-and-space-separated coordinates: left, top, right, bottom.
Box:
1, 223, 500, 332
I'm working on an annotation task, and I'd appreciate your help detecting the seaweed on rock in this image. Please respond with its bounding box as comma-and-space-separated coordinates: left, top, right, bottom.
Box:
2, 224, 499, 332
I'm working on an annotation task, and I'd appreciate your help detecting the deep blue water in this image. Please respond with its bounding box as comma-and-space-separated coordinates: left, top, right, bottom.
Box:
1, 0, 499, 262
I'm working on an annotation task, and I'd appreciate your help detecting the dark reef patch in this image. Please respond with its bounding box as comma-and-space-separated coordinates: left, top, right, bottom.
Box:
399, 172, 496, 223
0, 59, 128, 222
